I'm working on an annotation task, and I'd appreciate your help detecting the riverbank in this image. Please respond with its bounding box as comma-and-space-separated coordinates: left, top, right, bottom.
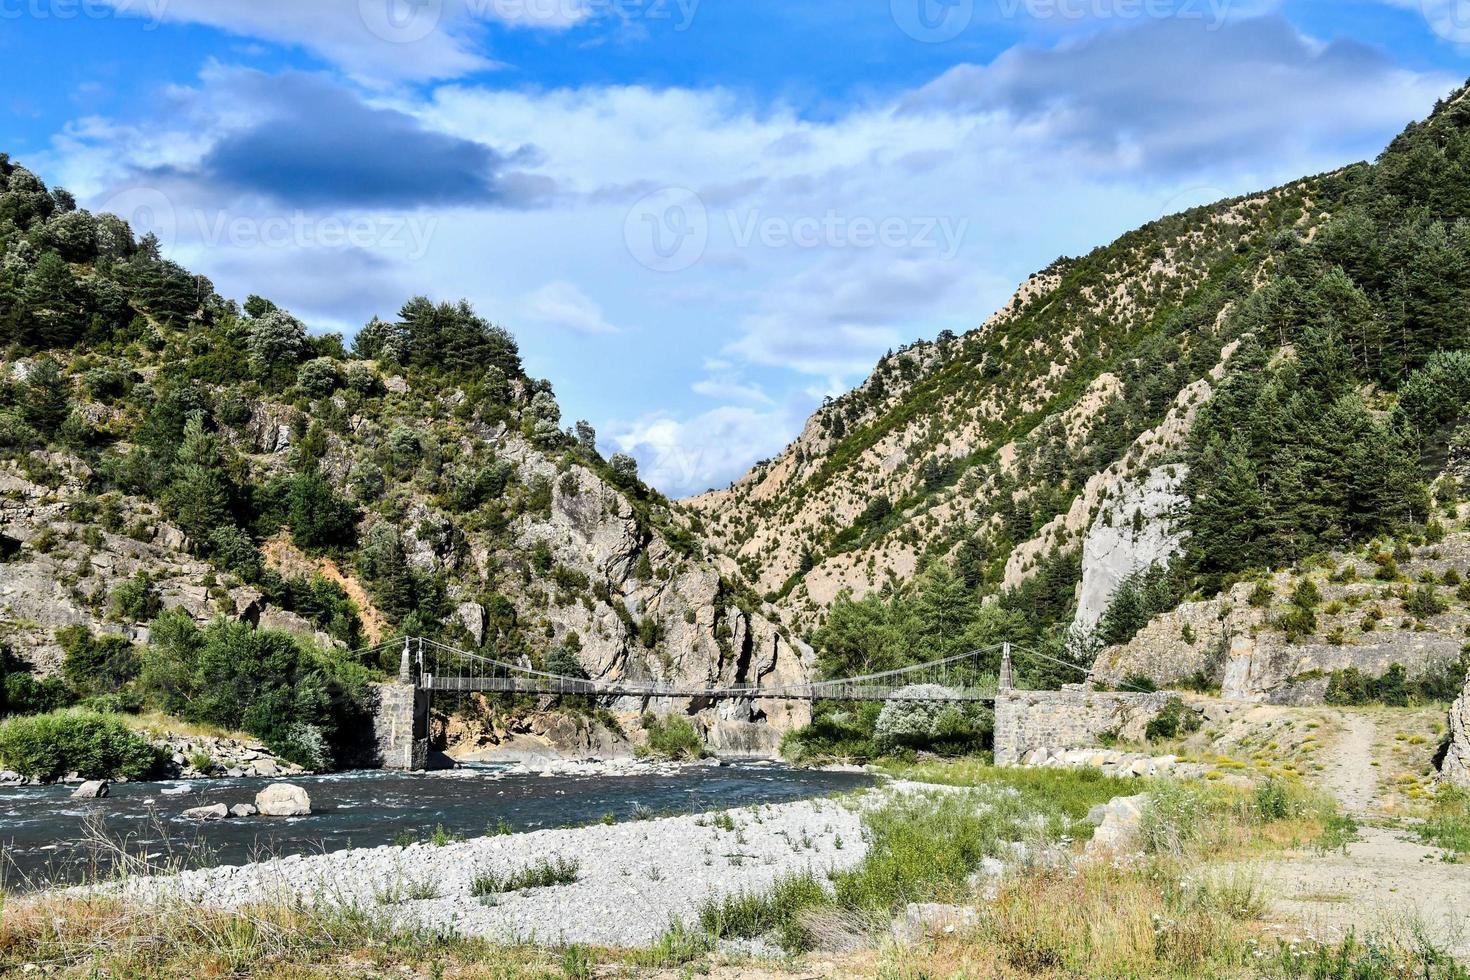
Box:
99, 785, 914, 947
0, 761, 876, 887
8, 733, 1470, 978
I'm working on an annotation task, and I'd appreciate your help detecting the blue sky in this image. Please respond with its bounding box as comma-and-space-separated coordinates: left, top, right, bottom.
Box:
3, 0, 1468, 495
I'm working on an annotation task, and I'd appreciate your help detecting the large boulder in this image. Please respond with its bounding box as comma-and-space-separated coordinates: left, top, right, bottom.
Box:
183, 803, 229, 821
71, 780, 109, 799
1441, 672, 1470, 788
1085, 793, 1148, 855
255, 783, 312, 817
891, 903, 980, 944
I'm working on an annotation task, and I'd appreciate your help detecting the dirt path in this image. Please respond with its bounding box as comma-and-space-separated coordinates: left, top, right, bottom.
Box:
1234, 708, 1470, 960
1319, 710, 1380, 815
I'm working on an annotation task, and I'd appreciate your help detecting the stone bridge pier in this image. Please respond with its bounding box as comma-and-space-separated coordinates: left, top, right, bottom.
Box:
372, 645, 429, 770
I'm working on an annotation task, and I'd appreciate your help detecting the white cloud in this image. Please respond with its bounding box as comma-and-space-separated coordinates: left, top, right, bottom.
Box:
691, 376, 774, 406
94, 0, 584, 82
608, 405, 803, 497
48, 14, 1460, 495
518, 280, 619, 335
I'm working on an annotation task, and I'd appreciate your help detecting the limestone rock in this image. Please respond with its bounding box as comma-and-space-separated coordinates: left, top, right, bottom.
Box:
71, 779, 109, 799
1073, 466, 1189, 637
1085, 794, 1148, 855
891, 903, 980, 944
184, 803, 229, 820
1441, 671, 1470, 789
229, 804, 259, 818
455, 602, 487, 646
255, 783, 312, 817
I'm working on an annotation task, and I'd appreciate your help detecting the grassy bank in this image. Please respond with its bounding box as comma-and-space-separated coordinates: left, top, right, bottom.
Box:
1, 761, 1463, 978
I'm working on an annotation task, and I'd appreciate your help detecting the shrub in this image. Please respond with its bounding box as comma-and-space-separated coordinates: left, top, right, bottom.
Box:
1252, 779, 1291, 822
140, 612, 372, 770
1145, 697, 1202, 742
57, 626, 140, 699
1121, 673, 1159, 694
296, 358, 341, 398
285, 469, 357, 551
110, 572, 160, 623
640, 713, 704, 759
2, 670, 74, 716
1405, 584, 1448, 619
1276, 604, 1317, 641
0, 710, 159, 780
873, 686, 992, 754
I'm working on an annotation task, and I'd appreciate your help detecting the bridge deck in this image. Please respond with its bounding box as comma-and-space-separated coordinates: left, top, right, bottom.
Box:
422, 676, 995, 703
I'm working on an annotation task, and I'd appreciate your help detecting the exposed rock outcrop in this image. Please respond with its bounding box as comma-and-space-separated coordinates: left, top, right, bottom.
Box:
1073, 466, 1188, 637
1092, 534, 1470, 703
1442, 671, 1470, 788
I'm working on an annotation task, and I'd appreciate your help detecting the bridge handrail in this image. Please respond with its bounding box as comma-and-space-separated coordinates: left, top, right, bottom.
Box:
356, 636, 1013, 700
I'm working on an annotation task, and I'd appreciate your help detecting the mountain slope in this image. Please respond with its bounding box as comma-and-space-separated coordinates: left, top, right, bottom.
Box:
692, 79, 1470, 691
0, 154, 809, 761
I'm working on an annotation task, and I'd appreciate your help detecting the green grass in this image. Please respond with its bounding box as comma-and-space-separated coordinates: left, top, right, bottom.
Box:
698, 872, 831, 951
877, 756, 1142, 831
469, 855, 581, 897
1417, 786, 1470, 856
699, 778, 1113, 953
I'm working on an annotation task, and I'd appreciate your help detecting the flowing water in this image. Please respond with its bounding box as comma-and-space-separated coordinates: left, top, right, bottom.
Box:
0, 762, 875, 887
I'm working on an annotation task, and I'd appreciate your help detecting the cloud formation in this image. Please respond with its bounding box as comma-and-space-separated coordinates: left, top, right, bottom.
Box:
905, 16, 1451, 174
46, 14, 1460, 496
518, 280, 619, 335
173, 71, 551, 209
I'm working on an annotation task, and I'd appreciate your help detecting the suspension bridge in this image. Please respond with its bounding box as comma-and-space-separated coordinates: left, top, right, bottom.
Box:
359, 637, 1045, 705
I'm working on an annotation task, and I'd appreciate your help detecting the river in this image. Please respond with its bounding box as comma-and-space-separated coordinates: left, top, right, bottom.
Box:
0, 762, 875, 887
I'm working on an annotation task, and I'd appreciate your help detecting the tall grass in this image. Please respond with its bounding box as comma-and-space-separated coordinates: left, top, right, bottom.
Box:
470, 856, 580, 896
0, 893, 556, 978
1418, 785, 1470, 856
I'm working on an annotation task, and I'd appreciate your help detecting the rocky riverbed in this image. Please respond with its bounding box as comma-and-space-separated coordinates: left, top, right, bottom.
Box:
98, 783, 953, 947
0, 761, 876, 886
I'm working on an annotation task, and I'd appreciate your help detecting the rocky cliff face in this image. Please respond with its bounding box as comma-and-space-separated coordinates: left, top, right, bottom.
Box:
1441, 671, 1470, 788
1091, 529, 1470, 702
687, 183, 1316, 633
0, 367, 811, 756
1072, 466, 1189, 637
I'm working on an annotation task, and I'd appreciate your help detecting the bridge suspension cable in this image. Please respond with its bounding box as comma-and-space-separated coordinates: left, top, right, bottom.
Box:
349, 637, 1011, 704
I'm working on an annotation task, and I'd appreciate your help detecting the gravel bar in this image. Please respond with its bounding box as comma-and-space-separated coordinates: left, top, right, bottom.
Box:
99, 782, 952, 947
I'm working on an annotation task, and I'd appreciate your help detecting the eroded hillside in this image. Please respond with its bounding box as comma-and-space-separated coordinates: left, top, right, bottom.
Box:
0, 155, 809, 761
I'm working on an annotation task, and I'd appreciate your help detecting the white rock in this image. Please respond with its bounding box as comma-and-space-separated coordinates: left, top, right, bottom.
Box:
229, 804, 258, 818
891, 903, 980, 944
256, 783, 312, 817
184, 804, 229, 821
